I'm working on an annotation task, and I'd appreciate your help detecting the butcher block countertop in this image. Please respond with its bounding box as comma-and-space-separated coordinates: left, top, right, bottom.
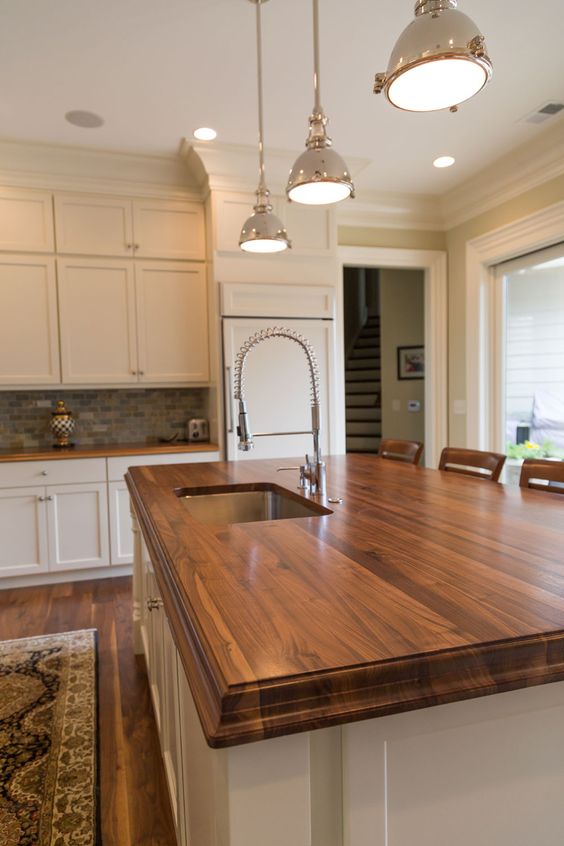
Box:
0, 441, 219, 462
126, 454, 564, 748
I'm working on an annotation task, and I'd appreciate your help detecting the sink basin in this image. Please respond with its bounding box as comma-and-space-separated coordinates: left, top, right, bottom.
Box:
175, 483, 332, 525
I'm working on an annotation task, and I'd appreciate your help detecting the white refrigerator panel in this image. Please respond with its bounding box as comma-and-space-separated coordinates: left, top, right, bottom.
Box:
223, 318, 336, 461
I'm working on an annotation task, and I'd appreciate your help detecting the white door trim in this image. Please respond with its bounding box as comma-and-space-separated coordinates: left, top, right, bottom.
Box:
466, 200, 564, 449
337, 246, 448, 468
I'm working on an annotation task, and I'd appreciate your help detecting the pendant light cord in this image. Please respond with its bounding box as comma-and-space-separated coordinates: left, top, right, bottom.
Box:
255, 0, 266, 193
312, 0, 322, 115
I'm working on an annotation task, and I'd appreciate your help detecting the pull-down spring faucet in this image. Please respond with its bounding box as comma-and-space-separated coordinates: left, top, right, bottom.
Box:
233, 326, 326, 497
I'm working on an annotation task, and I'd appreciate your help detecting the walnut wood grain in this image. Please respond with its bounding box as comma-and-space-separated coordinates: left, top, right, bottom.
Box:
0, 441, 219, 462
126, 455, 564, 748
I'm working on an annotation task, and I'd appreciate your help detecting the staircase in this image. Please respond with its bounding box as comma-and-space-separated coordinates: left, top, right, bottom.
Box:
345, 316, 381, 453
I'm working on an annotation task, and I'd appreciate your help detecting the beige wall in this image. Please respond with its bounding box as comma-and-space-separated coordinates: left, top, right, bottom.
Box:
338, 226, 446, 251
380, 269, 425, 447
340, 173, 564, 449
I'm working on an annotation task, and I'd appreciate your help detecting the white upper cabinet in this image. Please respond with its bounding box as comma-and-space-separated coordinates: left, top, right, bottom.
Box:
135, 261, 209, 383
54, 194, 134, 257
54, 193, 205, 260
132, 199, 205, 260
0, 188, 54, 253
58, 257, 138, 384
57, 258, 209, 385
0, 255, 60, 385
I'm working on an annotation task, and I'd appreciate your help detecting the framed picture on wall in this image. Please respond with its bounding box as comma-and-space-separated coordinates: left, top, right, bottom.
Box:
397, 345, 424, 380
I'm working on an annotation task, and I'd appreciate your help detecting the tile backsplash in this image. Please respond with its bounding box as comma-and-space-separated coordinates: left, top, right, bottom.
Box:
0, 388, 208, 448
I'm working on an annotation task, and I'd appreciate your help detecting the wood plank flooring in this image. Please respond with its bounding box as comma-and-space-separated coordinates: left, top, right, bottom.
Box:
0, 576, 177, 846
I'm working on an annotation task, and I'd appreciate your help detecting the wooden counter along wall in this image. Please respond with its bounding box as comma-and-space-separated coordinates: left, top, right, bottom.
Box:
126, 454, 564, 748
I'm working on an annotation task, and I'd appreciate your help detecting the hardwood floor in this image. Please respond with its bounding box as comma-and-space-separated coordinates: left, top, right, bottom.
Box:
0, 576, 177, 846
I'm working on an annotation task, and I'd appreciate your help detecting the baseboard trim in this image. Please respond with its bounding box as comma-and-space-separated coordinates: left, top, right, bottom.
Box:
0, 565, 132, 591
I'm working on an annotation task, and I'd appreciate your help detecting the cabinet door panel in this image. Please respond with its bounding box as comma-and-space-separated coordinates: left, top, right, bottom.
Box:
54, 194, 133, 257
0, 487, 49, 577
132, 199, 205, 260
47, 482, 110, 572
136, 262, 209, 383
0, 188, 54, 252
58, 258, 138, 383
108, 481, 134, 566
0, 255, 60, 384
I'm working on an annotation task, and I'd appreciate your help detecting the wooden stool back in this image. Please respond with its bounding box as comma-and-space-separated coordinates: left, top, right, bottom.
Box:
519, 458, 564, 494
438, 447, 506, 482
378, 438, 423, 466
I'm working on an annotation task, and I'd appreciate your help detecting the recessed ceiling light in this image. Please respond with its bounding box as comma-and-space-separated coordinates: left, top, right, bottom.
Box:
65, 110, 104, 129
193, 127, 217, 141
433, 155, 456, 169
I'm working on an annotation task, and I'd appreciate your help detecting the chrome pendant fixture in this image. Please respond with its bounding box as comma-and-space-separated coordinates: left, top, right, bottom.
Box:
374, 0, 493, 113
286, 0, 354, 206
239, 0, 290, 254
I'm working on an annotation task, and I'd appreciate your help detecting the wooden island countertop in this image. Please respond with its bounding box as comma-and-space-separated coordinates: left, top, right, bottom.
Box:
126, 454, 564, 748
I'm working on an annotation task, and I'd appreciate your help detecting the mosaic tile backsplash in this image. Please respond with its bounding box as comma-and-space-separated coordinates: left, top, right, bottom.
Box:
0, 388, 208, 448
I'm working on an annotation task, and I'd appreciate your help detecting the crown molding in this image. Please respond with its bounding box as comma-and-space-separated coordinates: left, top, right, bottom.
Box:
336, 191, 444, 231
441, 119, 564, 229
181, 138, 370, 197
0, 138, 202, 200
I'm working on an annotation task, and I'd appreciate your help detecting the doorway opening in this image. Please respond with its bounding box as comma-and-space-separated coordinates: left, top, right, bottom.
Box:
343, 266, 425, 455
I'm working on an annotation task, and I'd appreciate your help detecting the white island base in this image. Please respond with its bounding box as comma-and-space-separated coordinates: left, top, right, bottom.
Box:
134, 530, 564, 846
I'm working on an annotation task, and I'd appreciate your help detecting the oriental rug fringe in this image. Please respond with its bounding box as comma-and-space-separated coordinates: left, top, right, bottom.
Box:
0, 629, 98, 846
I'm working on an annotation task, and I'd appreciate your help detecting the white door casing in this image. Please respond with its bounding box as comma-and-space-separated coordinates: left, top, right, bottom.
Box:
466, 200, 564, 450
338, 246, 448, 468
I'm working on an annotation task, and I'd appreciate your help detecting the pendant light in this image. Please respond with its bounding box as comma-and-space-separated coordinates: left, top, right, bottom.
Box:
286, 0, 354, 206
374, 0, 493, 113
239, 0, 291, 254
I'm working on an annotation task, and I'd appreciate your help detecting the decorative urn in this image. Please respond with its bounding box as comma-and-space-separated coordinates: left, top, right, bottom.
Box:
50, 400, 76, 448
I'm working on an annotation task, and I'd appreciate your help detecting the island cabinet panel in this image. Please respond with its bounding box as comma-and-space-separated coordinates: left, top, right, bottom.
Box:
342, 683, 564, 846
0, 255, 60, 385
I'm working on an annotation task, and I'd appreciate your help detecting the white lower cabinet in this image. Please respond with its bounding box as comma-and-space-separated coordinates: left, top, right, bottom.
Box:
0, 486, 49, 578
0, 481, 108, 578
108, 481, 134, 566
47, 483, 109, 572
0, 450, 218, 584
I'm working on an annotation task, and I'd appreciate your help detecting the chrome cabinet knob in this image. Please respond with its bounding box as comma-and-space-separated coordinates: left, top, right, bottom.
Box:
38, 496, 46, 502
41, 470, 48, 476
138, 370, 145, 376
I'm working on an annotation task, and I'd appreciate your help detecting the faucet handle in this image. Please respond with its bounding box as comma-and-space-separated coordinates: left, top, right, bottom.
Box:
277, 465, 308, 490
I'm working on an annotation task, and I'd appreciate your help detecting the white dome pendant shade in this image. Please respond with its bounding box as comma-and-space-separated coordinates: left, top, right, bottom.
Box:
239, 0, 291, 254
374, 0, 493, 113
286, 0, 354, 206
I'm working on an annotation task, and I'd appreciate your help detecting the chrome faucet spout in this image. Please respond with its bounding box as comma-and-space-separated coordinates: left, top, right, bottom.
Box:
233, 326, 326, 496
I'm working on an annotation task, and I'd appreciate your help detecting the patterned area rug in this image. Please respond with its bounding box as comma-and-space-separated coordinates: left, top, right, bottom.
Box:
0, 629, 98, 846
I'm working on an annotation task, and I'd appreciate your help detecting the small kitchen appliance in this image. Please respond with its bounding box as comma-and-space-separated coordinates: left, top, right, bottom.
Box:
187, 418, 209, 442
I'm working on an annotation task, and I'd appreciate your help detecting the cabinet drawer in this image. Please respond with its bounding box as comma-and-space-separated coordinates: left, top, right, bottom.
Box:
107, 451, 219, 482
0, 458, 107, 488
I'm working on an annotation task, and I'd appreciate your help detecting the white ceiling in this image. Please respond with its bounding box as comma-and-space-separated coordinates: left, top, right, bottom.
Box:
3, 0, 564, 200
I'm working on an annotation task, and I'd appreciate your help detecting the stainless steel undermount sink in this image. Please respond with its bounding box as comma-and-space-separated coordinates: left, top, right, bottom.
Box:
175, 483, 332, 525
